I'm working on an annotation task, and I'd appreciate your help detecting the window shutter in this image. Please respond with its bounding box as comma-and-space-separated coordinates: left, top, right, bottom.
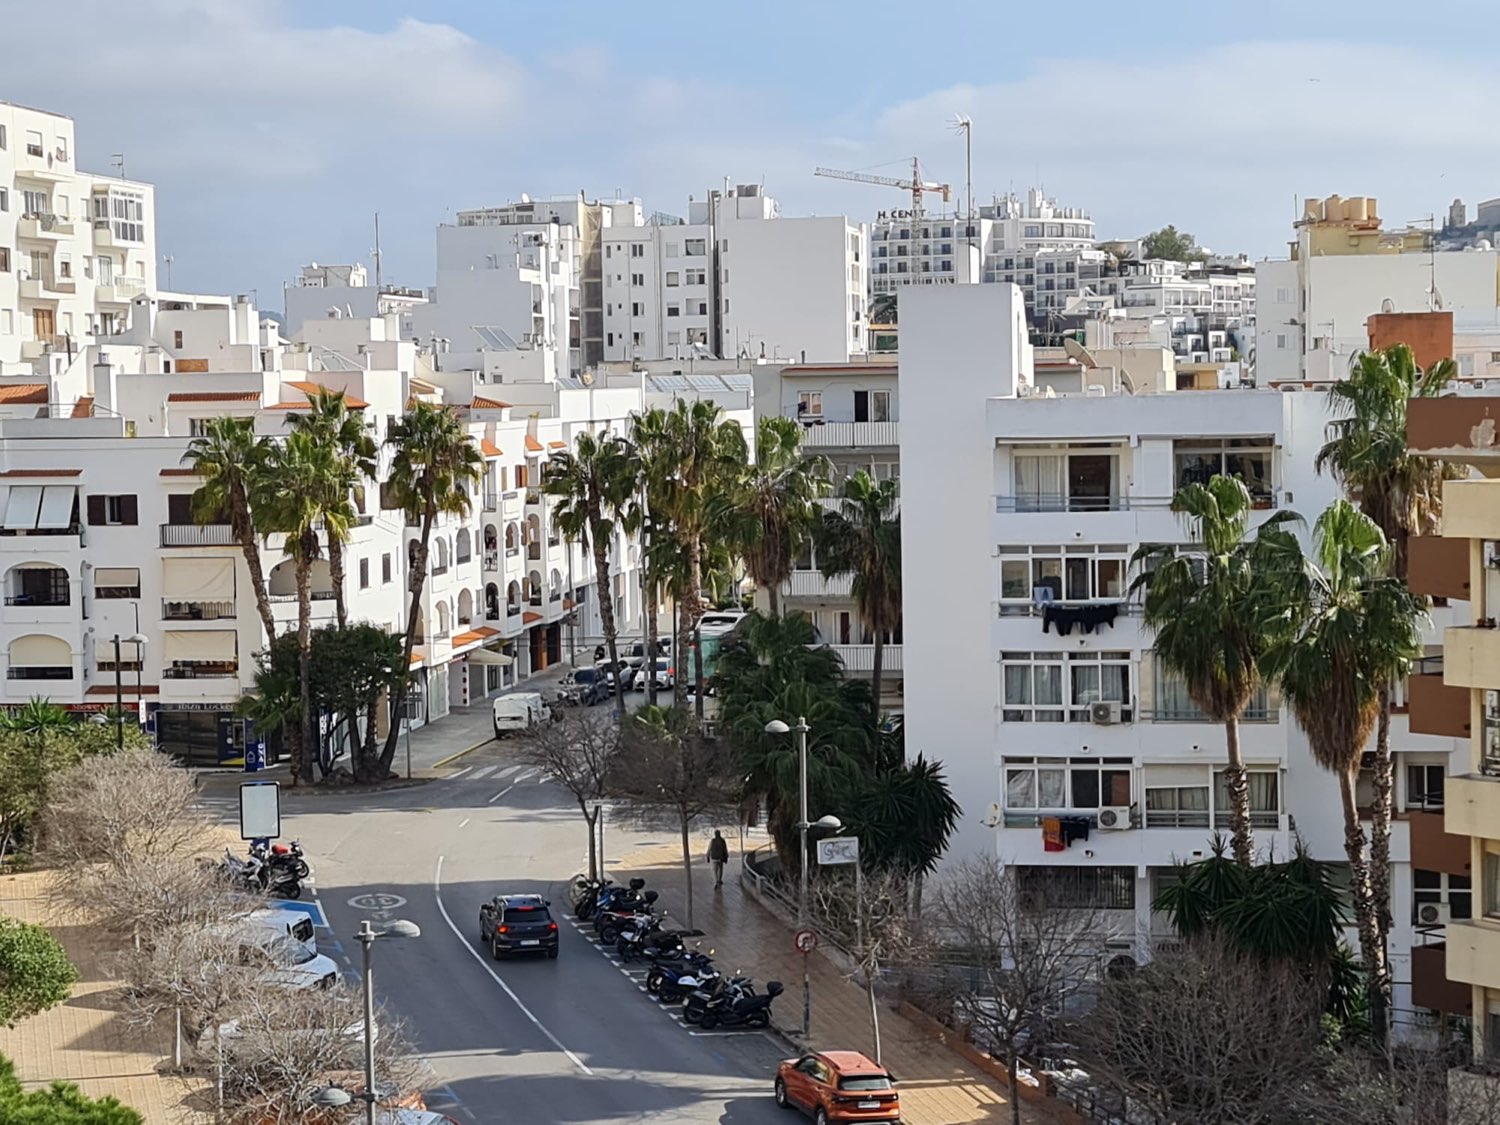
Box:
120, 495, 138, 525
86, 495, 106, 525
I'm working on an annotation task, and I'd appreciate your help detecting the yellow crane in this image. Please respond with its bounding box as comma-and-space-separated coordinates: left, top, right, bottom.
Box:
814, 157, 952, 218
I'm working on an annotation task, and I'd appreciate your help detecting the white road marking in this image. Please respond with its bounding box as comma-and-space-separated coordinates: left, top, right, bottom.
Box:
495, 765, 521, 780
433, 855, 593, 1077
449, 767, 472, 780
458, 818, 471, 829
487, 784, 516, 805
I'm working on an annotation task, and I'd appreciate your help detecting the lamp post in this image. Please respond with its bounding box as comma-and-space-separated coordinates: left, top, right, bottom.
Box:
112, 632, 149, 750
317, 918, 420, 1125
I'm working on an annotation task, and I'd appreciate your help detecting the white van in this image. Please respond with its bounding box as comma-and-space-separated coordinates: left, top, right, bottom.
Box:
244, 906, 318, 956
492, 692, 552, 736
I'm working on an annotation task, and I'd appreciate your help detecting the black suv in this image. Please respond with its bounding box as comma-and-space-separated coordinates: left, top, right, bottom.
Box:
478, 894, 559, 960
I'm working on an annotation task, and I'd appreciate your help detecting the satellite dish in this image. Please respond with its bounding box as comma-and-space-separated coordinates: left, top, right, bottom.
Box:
1063, 337, 1100, 369
1381, 298, 1395, 313
580, 370, 595, 386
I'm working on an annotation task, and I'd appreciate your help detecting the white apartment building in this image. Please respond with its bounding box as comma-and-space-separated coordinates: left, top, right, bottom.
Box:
899, 283, 1465, 1013
282, 262, 427, 339
868, 213, 986, 297
0, 293, 649, 766
0, 101, 158, 372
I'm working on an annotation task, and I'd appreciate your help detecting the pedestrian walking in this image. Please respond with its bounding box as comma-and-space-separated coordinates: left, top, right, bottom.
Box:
708, 829, 729, 888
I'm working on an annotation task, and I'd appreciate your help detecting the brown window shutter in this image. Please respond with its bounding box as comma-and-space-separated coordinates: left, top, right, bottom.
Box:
120, 495, 138, 525
86, 495, 106, 525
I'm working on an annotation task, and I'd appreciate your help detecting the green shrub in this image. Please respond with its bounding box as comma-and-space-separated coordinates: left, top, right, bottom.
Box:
0, 918, 77, 1026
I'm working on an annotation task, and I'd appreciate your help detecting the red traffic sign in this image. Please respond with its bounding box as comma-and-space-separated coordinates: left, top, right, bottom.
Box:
794, 929, 819, 954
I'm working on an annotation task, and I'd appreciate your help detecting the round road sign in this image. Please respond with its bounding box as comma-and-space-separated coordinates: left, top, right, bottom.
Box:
794, 928, 819, 954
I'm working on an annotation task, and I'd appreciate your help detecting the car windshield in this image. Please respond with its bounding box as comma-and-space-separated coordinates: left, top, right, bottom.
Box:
266, 936, 317, 966
503, 906, 551, 924
838, 1076, 893, 1092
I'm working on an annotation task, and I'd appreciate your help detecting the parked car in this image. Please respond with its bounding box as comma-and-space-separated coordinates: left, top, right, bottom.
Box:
774, 1051, 900, 1123
478, 893, 559, 959
633, 658, 673, 692
622, 639, 672, 669
562, 666, 606, 705
492, 692, 552, 736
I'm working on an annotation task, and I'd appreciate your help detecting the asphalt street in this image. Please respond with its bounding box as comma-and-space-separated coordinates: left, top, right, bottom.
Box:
250, 742, 792, 1124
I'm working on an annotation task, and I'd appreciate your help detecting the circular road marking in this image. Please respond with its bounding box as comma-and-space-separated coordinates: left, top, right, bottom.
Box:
348, 892, 408, 912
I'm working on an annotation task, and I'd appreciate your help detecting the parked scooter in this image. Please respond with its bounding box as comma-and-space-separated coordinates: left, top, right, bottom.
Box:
617, 922, 703, 963
594, 890, 658, 944
576, 877, 644, 922
646, 950, 718, 1002
697, 980, 783, 1030
683, 973, 753, 1024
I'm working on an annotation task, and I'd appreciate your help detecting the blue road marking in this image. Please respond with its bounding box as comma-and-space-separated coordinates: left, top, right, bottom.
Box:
271, 900, 328, 928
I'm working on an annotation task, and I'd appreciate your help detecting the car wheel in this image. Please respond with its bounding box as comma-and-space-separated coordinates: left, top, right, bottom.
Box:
547, 947, 558, 960
491, 936, 503, 961
774, 1079, 791, 1109
814, 1110, 829, 1125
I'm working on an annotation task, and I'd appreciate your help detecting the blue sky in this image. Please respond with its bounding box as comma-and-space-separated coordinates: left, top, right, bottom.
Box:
7, 0, 1498, 305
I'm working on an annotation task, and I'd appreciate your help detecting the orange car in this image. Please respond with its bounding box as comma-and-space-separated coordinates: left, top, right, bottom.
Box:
774, 1050, 901, 1123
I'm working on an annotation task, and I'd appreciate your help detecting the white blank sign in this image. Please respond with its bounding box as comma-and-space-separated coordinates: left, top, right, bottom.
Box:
239, 781, 281, 840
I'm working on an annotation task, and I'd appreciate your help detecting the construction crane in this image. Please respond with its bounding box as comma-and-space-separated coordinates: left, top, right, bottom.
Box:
814, 157, 952, 218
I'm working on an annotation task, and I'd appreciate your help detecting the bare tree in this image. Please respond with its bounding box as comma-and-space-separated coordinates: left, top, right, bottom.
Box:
1077, 935, 1335, 1124
808, 868, 927, 1065
609, 711, 738, 928
519, 711, 620, 880
931, 857, 1112, 1125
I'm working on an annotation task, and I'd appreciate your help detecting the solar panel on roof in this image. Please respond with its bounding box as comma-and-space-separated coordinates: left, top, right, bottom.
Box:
652, 375, 690, 392
722, 374, 752, 391
687, 375, 721, 391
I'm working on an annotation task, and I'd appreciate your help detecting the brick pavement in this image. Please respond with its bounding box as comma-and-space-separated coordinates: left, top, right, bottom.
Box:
0, 871, 211, 1124
606, 828, 1058, 1125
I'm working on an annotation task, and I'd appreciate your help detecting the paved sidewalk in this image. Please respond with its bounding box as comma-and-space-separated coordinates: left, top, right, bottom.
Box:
0, 872, 209, 1123
605, 828, 1054, 1125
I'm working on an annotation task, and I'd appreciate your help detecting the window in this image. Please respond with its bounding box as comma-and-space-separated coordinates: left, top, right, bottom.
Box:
1212, 770, 1280, 828
667, 304, 680, 317
685, 239, 706, 256
631, 274, 644, 287
796, 392, 822, 418
666, 330, 681, 345
0, 248, 9, 274
0, 188, 7, 213
688, 328, 707, 345
25, 130, 43, 157
631, 302, 643, 317
1017, 865, 1134, 911
665, 272, 679, 287
721, 239, 729, 252
382, 553, 393, 584
22, 189, 48, 217
9, 566, 70, 607
1174, 438, 1273, 503
173, 330, 184, 349
1275, 333, 1289, 350
1001, 651, 1132, 722
630, 243, 644, 258
1011, 450, 1119, 512
632, 332, 643, 346
1414, 869, 1472, 922
666, 243, 680, 258
1144, 786, 1210, 828
359, 558, 370, 589
94, 567, 140, 599
1485, 850, 1500, 919
86, 494, 139, 526
853, 390, 891, 423
998, 545, 1128, 603
685, 268, 706, 286
0, 125, 5, 150
1007, 758, 1129, 813
188, 419, 214, 438
1406, 763, 1445, 810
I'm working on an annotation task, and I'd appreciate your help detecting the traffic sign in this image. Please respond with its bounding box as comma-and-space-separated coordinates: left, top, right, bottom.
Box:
816, 836, 860, 866
794, 929, 819, 954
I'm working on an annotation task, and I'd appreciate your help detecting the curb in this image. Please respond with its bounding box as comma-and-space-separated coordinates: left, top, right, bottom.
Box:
431, 737, 496, 769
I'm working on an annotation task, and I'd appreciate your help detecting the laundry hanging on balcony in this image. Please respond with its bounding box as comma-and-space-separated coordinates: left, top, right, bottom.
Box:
1042, 602, 1119, 636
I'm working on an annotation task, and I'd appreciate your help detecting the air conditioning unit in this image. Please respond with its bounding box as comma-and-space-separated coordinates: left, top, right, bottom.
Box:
1090, 701, 1121, 725
1416, 902, 1451, 926
1097, 806, 1132, 831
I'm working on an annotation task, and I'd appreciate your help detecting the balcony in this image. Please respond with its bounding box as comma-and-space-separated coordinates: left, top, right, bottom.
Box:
1410, 808, 1472, 877
483, 492, 499, 512
502, 491, 523, 519
1443, 625, 1500, 691
1444, 919, 1500, 992
17, 213, 73, 240
1443, 479, 1500, 541
161, 599, 237, 622
95, 278, 147, 304
1411, 943, 1473, 1015
1408, 534, 1471, 601
19, 277, 63, 300
161, 664, 239, 681
430, 563, 449, 577
785, 571, 854, 598
800, 421, 899, 448
6, 666, 72, 681
827, 644, 902, 673
483, 551, 500, 572
1446, 773, 1500, 839
1409, 672, 1473, 738
160, 523, 236, 547
1409, 396, 1500, 463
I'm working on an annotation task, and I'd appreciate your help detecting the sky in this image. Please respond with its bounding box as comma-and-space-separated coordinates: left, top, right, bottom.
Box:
7, 0, 1499, 305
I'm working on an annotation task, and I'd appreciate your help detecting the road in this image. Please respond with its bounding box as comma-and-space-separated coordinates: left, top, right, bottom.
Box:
266, 743, 790, 1124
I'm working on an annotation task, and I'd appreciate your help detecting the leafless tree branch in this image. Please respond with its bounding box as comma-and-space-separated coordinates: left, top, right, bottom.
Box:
518, 712, 620, 880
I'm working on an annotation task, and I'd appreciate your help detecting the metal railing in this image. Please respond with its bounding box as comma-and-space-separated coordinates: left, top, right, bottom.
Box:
161, 599, 236, 621
4, 595, 69, 607
7, 667, 71, 680
430, 564, 449, 576
483, 551, 500, 570
160, 523, 236, 547
162, 665, 238, 680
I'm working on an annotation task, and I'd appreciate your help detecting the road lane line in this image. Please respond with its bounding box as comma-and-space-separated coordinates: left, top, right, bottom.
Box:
495, 765, 521, 780
448, 767, 473, 780
458, 818, 471, 829
433, 855, 593, 1077
487, 784, 515, 805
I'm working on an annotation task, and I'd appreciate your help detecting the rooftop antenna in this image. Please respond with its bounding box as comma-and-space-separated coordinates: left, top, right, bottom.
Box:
161, 254, 173, 289
1408, 214, 1439, 310
372, 211, 383, 290
951, 114, 974, 258
110, 153, 125, 179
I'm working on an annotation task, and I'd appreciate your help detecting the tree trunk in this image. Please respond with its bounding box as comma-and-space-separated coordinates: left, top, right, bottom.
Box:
680, 815, 695, 929
865, 969, 882, 1065
234, 507, 277, 644
870, 632, 885, 728
295, 548, 315, 785
382, 500, 435, 768
674, 540, 701, 711
1339, 768, 1388, 1044
767, 583, 780, 619
694, 621, 706, 721
1370, 689, 1396, 1031
1221, 715, 1253, 868
327, 534, 349, 630
645, 582, 659, 709
1008, 1050, 1021, 1125
584, 804, 600, 881
591, 515, 625, 714
360, 699, 379, 780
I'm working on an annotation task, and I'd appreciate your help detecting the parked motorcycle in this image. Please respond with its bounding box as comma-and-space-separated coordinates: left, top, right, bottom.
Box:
697, 980, 783, 1030
576, 877, 644, 922
252, 839, 311, 880
683, 973, 753, 1024
218, 848, 263, 893
595, 890, 658, 944
617, 922, 703, 963
646, 950, 718, 1002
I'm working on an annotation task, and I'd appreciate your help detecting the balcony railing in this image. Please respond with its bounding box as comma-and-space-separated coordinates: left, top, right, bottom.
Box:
162, 599, 236, 621
483, 551, 500, 570
430, 564, 449, 577
162, 664, 238, 680
0, 523, 80, 538
4, 595, 69, 607
994, 493, 1276, 513
456, 549, 472, 565
7, 667, 72, 680
483, 493, 500, 512
160, 523, 236, 547
800, 421, 900, 448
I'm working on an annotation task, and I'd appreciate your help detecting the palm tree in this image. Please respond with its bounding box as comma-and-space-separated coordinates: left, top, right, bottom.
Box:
816, 472, 902, 724
545, 430, 636, 712
258, 431, 336, 784
1314, 343, 1456, 963
382, 403, 484, 773
183, 417, 276, 643
709, 416, 830, 617
1129, 477, 1305, 868
627, 408, 674, 708
286, 388, 378, 629
1265, 500, 1425, 1039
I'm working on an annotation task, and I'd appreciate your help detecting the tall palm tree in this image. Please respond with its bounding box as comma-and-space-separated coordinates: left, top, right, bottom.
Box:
1265, 500, 1425, 1040
1314, 343, 1456, 963
183, 417, 277, 643
545, 430, 636, 712
258, 431, 337, 784
816, 471, 902, 724
286, 388, 378, 629
626, 408, 674, 708
1129, 477, 1305, 867
709, 416, 830, 617
382, 403, 484, 772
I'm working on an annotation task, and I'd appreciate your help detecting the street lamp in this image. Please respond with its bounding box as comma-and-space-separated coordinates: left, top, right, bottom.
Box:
112, 632, 148, 750
318, 918, 421, 1125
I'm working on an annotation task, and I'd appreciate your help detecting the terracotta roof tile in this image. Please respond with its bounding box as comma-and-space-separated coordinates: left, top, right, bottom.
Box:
524, 435, 543, 453
0, 384, 50, 405
167, 391, 262, 403
277, 382, 369, 409
0, 468, 82, 477
522, 611, 543, 624
450, 626, 502, 649
480, 439, 503, 458
471, 396, 512, 410
71, 396, 95, 419
548, 440, 566, 450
